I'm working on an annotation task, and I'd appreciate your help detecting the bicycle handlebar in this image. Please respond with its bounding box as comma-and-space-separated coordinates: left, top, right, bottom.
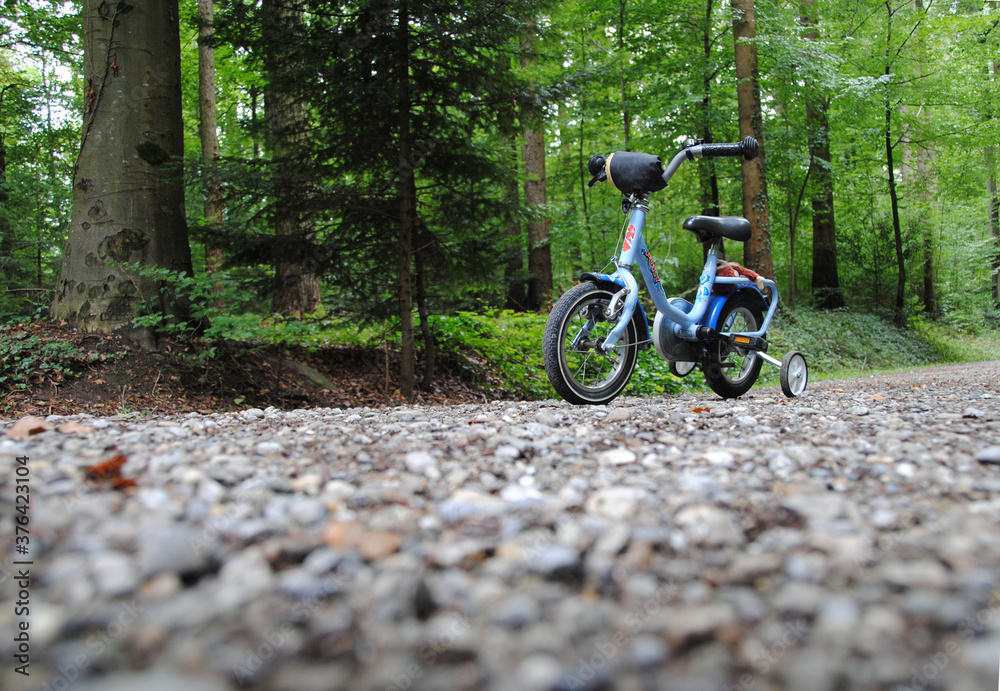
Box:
586, 136, 760, 191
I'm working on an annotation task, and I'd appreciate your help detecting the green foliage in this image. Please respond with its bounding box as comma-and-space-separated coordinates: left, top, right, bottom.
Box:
129, 265, 275, 359
128, 263, 369, 356
431, 311, 552, 399
0, 326, 97, 393
911, 313, 1000, 364
766, 306, 938, 380
428, 310, 699, 400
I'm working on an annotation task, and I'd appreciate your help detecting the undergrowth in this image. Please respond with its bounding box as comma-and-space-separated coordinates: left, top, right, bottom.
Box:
429, 311, 700, 400
80, 264, 1000, 402
0, 326, 101, 394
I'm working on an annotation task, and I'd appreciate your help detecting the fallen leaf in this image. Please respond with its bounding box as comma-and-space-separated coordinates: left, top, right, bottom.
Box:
7, 416, 52, 438
84, 452, 136, 492
323, 520, 401, 560
56, 421, 93, 435
92, 379, 106, 385
871, 394, 887, 402
691, 407, 711, 414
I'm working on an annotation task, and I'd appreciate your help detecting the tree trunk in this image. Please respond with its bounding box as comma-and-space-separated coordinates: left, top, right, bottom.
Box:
885, 102, 906, 315
986, 25, 998, 304
501, 90, 526, 310
521, 17, 551, 311
578, 27, 597, 269
905, 0, 937, 317
731, 0, 773, 278
263, 0, 320, 316
396, 0, 416, 400
198, 0, 223, 288
618, 0, 631, 150
987, 146, 999, 304
0, 119, 11, 268
883, 2, 906, 317
800, 0, 844, 309
697, 0, 722, 263
905, 137, 938, 317
414, 227, 435, 392
805, 96, 845, 309
698, 0, 720, 219
52, 0, 193, 340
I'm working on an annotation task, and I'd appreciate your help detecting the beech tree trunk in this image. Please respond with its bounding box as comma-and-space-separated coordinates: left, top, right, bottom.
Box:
263, 0, 320, 316
198, 0, 223, 285
52, 0, 193, 339
731, 0, 773, 278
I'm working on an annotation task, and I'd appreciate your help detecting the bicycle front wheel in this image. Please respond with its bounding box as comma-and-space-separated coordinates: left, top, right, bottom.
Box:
703, 290, 765, 399
543, 282, 639, 405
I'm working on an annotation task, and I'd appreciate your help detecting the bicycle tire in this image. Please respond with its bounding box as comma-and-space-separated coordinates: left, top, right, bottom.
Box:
543, 282, 639, 405
703, 290, 765, 399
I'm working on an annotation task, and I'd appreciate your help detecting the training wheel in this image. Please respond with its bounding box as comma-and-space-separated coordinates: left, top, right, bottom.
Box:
779, 351, 808, 397
670, 360, 697, 377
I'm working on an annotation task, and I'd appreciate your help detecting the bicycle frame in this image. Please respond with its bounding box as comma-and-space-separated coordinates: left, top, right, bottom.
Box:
599, 147, 779, 353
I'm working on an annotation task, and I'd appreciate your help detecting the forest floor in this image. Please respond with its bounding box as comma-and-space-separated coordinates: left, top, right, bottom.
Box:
0, 320, 505, 418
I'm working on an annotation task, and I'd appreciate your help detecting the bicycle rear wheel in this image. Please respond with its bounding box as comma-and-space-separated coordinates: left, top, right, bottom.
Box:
543, 283, 639, 405
703, 290, 765, 399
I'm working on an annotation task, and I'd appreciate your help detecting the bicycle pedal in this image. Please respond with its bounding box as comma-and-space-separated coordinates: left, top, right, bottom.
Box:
728, 334, 769, 352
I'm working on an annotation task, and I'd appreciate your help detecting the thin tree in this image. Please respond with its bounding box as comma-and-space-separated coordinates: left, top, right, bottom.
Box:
982, 3, 999, 304
696, 0, 722, 219
881, 0, 926, 316
521, 16, 552, 311
51, 0, 193, 342
396, 0, 417, 399
802, 0, 845, 308
618, 0, 631, 150
731, 0, 773, 277
198, 0, 224, 295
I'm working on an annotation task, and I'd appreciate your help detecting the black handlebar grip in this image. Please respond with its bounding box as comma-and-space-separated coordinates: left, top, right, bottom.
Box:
700, 137, 760, 161
587, 154, 607, 187
700, 142, 742, 158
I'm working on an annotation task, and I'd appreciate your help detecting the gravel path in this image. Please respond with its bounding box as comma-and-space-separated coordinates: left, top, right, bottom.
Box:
2, 362, 1000, 691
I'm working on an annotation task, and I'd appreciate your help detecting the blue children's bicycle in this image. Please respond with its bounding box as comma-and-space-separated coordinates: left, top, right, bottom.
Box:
543, 136, 808, 405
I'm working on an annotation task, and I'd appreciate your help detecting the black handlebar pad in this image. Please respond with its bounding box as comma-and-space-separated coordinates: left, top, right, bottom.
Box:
605, 151, 667, 195
701, 136, 759, 161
